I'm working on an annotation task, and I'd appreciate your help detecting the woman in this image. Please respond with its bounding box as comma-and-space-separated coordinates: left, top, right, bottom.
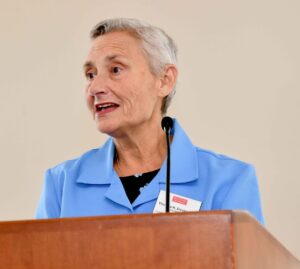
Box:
36, 18, 264, 224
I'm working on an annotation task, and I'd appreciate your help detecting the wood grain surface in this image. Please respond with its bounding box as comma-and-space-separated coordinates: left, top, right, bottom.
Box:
0, 211, 299, 269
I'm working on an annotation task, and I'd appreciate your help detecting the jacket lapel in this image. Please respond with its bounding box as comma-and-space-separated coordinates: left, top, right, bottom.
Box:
104, 173, 133, 211
76, 138, 133, 211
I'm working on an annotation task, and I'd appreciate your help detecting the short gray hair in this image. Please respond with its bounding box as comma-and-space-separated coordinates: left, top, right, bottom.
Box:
90, 18, 178, 115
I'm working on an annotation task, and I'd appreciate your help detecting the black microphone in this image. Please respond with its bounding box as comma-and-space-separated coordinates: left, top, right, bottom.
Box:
161, 116, 173, 133
161, 116, 173, 213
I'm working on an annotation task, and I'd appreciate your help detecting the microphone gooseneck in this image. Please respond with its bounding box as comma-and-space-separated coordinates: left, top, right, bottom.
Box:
161, 116, 173, 213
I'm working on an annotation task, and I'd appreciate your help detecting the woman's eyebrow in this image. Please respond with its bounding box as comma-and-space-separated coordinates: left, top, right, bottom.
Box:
105, 54, 128, 62
83, 55, 129, 70
83, 61, 94, 70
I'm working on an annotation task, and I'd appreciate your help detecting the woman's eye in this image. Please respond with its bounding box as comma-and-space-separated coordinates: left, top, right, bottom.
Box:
86, 71, 96, 80
111, 66, 122, 74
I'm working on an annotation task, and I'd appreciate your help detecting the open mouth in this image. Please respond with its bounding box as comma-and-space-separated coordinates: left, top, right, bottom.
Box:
95, 102, 120, 113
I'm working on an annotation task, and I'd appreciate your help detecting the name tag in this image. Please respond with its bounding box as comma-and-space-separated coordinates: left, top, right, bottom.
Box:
153, 190, 202, 213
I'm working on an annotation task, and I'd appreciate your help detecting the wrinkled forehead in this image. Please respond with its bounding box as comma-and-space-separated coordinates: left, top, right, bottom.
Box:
88, 31, 144, 59
84, 30, 154, 74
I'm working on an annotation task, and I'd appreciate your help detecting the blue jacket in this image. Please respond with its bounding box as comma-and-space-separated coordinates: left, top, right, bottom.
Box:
36, 120, 264, 224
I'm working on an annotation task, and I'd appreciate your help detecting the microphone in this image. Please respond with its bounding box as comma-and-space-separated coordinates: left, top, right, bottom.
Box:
161, 116, 173, 213
161, 116, 173, 133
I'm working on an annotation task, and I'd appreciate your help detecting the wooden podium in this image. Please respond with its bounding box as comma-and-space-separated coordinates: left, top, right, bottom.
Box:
0, 211, 299, 269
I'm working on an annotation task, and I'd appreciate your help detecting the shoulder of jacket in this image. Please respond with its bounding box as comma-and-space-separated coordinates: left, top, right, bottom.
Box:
195, 146, 253, 168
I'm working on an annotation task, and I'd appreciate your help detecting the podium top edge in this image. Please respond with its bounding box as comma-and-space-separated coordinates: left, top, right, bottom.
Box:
0, 210, 253, 226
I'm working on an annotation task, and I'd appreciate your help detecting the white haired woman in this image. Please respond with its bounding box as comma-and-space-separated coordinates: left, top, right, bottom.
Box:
36, 18, 264, 224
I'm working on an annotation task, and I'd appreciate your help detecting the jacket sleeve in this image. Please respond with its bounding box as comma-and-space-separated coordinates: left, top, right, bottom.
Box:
35, 169, 62, 219
219, 164, 265, 225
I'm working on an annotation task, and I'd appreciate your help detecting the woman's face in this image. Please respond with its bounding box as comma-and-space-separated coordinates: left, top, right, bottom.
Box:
84, 31, 164, 137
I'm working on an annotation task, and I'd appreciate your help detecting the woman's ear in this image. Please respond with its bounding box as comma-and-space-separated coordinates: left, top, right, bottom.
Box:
158, 64, 178, 97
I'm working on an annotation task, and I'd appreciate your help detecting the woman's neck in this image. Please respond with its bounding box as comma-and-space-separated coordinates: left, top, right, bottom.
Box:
113, 122, 167, 177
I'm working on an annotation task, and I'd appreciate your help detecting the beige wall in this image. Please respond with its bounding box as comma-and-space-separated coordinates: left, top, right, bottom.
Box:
1, 0, 299, 258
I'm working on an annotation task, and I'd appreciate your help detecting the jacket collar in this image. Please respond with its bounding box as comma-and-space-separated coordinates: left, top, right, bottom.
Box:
76, 119, 199, 185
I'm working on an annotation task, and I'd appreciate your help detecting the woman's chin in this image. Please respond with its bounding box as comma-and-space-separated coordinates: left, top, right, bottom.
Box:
96, 121, 118, 136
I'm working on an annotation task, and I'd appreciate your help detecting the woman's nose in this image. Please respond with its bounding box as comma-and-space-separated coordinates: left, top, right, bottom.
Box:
88, 74, 109, 96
